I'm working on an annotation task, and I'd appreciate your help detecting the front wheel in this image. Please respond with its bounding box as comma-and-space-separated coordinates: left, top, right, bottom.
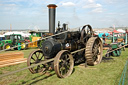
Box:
27, 49, 46, 74
54, 50, 74, 78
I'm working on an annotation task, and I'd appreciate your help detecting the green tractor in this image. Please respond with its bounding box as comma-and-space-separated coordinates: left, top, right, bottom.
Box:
0, 34, 27, 50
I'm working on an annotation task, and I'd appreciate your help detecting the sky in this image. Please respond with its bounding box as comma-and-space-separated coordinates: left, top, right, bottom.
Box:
0, 0, 128, 30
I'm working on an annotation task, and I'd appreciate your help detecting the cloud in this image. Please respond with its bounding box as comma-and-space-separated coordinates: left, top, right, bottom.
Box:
0, 3, 18, 12
62, 2, 75, 7
0, 3, 17, 7
120, 13, 124, 16
88, 0, 94, 3
92, 8, 103, 13
83, 3, 102, 8
82, 0, 103, 13
108, 13, 116, 15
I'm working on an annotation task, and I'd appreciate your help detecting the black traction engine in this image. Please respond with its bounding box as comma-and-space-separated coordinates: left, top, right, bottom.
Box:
27, 4, 103, 78
27, 24, 103, 78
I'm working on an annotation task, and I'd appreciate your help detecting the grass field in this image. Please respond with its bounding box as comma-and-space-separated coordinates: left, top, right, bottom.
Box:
0, 47, 128, 85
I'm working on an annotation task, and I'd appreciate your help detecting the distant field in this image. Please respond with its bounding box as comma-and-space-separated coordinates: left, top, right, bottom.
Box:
0, 48, 127, 85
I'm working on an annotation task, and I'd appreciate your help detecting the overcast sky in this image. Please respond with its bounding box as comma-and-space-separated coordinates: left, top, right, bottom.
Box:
0, 0, 128, 30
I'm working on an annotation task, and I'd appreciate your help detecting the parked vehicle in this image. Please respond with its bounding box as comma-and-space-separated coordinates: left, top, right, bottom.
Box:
0, 34, 27, 50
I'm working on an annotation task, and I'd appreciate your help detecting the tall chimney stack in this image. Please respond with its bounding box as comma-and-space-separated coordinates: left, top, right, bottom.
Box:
47, 4, 57, 34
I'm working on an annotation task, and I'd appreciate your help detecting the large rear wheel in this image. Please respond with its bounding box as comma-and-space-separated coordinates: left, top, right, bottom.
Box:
85, 37, 103, 66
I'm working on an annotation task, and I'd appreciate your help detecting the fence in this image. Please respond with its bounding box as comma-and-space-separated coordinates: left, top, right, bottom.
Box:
119, 59, 128, 85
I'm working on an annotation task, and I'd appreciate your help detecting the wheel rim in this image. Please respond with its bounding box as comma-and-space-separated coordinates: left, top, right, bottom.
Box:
92, 40, 102, 65
27, 50, 46, 74
21, 42, 25, 49
6, 45, 10, 49
54, 50, 74, 78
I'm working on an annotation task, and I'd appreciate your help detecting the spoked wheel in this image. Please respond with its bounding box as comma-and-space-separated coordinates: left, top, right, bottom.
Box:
54, 50, 74, 78
85, 37, 103, 66
27, 49, 46, 74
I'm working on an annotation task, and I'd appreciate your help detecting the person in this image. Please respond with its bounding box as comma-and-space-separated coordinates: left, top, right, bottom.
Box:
102, 33, 106, 44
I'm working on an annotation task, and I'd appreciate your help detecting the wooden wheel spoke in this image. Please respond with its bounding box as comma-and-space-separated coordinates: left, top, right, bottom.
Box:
60, 66, 66, 75
31, 56, 36, 61
65, 64, 69, 71
60, 67, 65, 75
34, 53, 38, 59
65, 55, 68, 60
67, 61, 71, 66
35, 65, 40, 72
96, 43, 100, 49
63, 55, 67, 60
38, 52, 40, 58
66, 65, 70, 70
40, 55, 44, 60
59, 62, 63, 68
30, 62, 35, 65
66, 57, 70, 61
93, 55, 97, 61
62, 69, 66, 75
64, 68, 67, 74
60, 68, 63, 75
35, 69, 38, 73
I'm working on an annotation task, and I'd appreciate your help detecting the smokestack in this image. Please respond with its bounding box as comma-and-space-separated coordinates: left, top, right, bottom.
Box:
47, 4, 57, 34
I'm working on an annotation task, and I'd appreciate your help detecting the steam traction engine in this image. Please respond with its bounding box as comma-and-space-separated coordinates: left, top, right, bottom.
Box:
27, 4, 103, 78
27, 24, 103, 78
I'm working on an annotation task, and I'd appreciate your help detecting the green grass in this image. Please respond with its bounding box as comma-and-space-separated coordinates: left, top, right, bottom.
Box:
106, 39, 112, 44
0, 48, 128, 85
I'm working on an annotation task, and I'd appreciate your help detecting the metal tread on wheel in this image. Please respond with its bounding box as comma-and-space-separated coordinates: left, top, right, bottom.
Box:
85, 37, 103, 66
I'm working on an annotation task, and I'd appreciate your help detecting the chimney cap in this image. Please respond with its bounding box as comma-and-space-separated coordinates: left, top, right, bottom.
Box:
47, 4, 57, 9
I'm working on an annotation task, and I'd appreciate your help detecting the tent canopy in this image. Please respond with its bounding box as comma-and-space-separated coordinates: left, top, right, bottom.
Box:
113, 30, 121, 33
117, 29, 125, 33
98, 33, 109, 37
